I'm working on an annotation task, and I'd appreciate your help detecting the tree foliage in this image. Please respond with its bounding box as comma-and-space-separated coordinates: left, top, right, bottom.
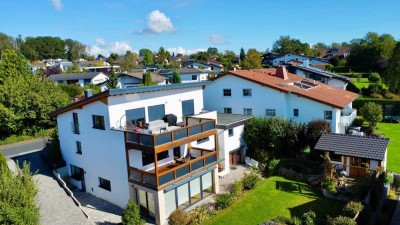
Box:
156, 47, 171, 65
384, 42, 400, 93
0, 50, 70, 137
241, 48, 262, 69
359, 102, 383, 129
106, 64, 119, 89
121, 200, 145, 225
172, 70, 181, 83
306, 119, 332, 150
240, 47, 246, 61
0, 33, 14, 56
217, 50, 236, 72
59, 84, 83, 98
142, 72, 153, 86
65, 39, 86, 61
21, 36, 66, 60
207, 47, 218, 56
272, 35, 312, 55
139, 48, 154, 65
0, 152, 40, 225
121, 51, 139, 72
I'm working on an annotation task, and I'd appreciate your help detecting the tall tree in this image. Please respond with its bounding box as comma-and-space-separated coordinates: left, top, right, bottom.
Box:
207, 47, 218, 56
240, 48, 246, 61
0, 50, 31, 84
384, 42, 400, 93
0, 33, 14, 56
191, 51, 210, 63
139, 48, 154, 65
142, 72, 153, 86
311, 42, 328, 57
172, 70, 181, 83
21, 36, 66, 60
65, 39, 86, 61
106, 64, 119, 89
241, 49, 262, 69
156, 47, 169, 65
121, 51, 139, 72
272, 35, 312, 55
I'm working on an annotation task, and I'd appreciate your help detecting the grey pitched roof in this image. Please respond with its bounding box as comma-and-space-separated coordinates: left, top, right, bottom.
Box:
47, 72, 104, 81
315, 133, 389, 161
122, 72, 167, 82
292, 64, 351, 82
216, 113, 252, 129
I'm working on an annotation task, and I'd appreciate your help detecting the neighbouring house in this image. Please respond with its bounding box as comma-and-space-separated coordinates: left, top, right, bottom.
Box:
159, 68, 209, 83
216, 113, 252, 176
180, 59, 212, 71
207, 61, 224, 71
99, 72, 167, 91
315, 133, 389, 177
287, 60, 351, 90
49, 82, 220, 225
319, 47, 350, 59
262, 52, 281, 66
78, 60, 121, 73
51, 60, 74, 72
203, 67, 359, 134
30, 61, 47, 72
48, 72, 108, 87
272, 53, 328, 66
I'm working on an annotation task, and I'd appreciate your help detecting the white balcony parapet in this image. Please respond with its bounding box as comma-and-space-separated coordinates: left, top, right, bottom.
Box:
340, 108, 357, 127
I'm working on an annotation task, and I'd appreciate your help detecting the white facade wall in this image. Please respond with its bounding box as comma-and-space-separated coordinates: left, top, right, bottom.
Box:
273, 54, 327, 66
203, 75, 342, 133
217, 124, 245, 176
57, 101, 130, 208
327, 78, 347, 90
179, 73, 208, 83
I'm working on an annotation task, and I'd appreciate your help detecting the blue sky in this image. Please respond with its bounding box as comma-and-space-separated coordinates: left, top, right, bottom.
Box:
0, 0, 399, 56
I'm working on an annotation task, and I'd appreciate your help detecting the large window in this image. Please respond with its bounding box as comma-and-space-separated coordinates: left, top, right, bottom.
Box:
92, 115, 105, 130
293, 109, 299, 117
76, 141, 82, 154
136, 189, 155, 219
243, 108, 252, 116
70, 165, 83, 181
266, 109, 276, 117
72, 113, 79, 134
99, 177, 111, 191
148, 104, 165, 121
223, 89, 231, 97
224, 107, 232, 114
192, 75, 197, 80
324, 111, 333, 120
142, 151, 169, 166
243, 89, 252, 97
126, 108, 145, 127
182, 99, 194, 116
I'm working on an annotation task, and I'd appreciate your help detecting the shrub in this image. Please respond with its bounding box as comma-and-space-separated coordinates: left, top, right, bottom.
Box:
370, 93, 383, 99
190, 204, 209, 225
168, 208, 192, 225
291, 216, 302, 225
229, 180, 244, 199
326, 216, 356, 225
215, 193, 234, 210
388, 190, 396, 199
306, 119, 331, 150
302, 210, 316, 225
241, 171, 261, 190
359, 102, 383, 129
321, 178, 337, 194
343, 201, 363, 218
272, 216, 292, 224
267, 159, 281, 176
393, 174, 400, 190
351, 117, 364, 127
59, 83, 83, 98
122, 200, 145, 225
346, 82, 360, 94
384, 173, 394, 185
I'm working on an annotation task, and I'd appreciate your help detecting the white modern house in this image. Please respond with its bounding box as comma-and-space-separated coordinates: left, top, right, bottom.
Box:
48, 72, 108, 87
50, 82, 220, 225
160, 68, 209, 83
99, 72, 167, 91
272, 53, 328, 66
203, 67, 359, 134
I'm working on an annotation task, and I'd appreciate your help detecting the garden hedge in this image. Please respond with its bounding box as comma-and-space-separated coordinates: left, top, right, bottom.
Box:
353, 98, 400, 115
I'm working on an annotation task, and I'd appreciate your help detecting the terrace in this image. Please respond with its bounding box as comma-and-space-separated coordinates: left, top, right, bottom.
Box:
340, 108, 357, 127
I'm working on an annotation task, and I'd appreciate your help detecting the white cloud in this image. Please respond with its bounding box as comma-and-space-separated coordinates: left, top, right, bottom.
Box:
209, 34, 225, 44
135, 10, 176, 34
166, 47, 206, 55
87, 39, 134, 57
51, 0, 63, 11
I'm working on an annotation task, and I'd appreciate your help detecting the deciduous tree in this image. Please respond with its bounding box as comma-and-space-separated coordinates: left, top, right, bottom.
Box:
139, 48, 154, 65
360, 102, 383, 129
172, 70, 181, 83
272, 35, 312, 55
0, 49, 31, 84
121, 51, 139, 72
241, 49, 262, 69
384, 42, 400, 93
207, 47, 218, 56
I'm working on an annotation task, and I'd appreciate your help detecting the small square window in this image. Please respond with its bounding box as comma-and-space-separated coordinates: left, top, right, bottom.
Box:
266, 109, 276, 117
228, 129, 234, 137
99, 177, 111, 191
76, 141, 82, 154
324, 111, 332, 120
192, 75, 197, 80
293, 109, 299, 117
224, 107, 232, 114
92, 115, 105, 130
223, 89, 231, 97
243, 108, 252, 116
243, 89, 252, 97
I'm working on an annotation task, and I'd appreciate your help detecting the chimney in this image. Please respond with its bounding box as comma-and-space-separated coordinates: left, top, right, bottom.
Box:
84, 89, 93, 98
275, 66, 289, 80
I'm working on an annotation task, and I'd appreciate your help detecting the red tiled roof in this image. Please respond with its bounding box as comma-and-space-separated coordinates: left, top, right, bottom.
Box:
216, 68, 358, 109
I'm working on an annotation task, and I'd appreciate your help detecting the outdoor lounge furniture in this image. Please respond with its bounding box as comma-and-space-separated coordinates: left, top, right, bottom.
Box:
245, 156, 259, 168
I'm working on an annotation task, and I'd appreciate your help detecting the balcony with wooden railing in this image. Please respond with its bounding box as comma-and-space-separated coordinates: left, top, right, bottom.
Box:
128, 148, 218, 190
124, 118, 216, 153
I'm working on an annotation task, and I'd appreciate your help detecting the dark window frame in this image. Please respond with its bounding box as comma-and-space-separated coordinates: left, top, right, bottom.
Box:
293, 109, 299, 117
142, 151, 169, 166
99, 177, 111, 191
191, 75, 197, 80
223, 89, 231, 97
243, 108, 252, 116
92, 115, 105, 130
324, 111, 333, 120
73, 113, 80, 134
242, 89, 252, 97
224, 107, 232, 114
266, 109, 276, 117
70, 165, 83, 181
76, 141, 82, 154
228, 128, 234, 137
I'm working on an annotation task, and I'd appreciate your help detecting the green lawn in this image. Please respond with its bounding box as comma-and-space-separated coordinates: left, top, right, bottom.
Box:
205, 176, 344, 225
374, 122, 400, 173
351, 78, 370, 89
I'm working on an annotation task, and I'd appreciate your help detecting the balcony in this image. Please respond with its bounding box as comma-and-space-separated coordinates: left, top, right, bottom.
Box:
128, 148, 218, 189
340, 108, 357, 127
124, 118, 216, 153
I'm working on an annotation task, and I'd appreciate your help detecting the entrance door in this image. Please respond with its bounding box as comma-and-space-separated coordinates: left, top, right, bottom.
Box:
229, 149, 242, 167
137, 189, 155, 219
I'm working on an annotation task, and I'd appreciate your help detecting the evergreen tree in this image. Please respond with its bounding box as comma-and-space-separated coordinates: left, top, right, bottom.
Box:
240, 47, 246, 61
142, 72, 153, 86
106, 64, 119, 89
172, 70, 181, 83
121, 200, 145, 225
384, 42, 400, 93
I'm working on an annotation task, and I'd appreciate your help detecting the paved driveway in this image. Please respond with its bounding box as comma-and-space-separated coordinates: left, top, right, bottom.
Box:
12, 151, 92, 225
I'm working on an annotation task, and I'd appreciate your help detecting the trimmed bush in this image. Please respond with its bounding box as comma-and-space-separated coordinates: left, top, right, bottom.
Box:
346, 82, 360, 94
241, 171, 261, 190
229, 180, 244, 199
321, 178, 337, 194
393, 174, 400, 190
168, 208, 192, 225
351, 117, 364, 127
267, 159, 281, 176
353, 98, 400, 115
343, 201, 363, 218
122, 200, 145, 225
215, 193, 234, 210
190, 204, 209, 225
327, 216, 356, 225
